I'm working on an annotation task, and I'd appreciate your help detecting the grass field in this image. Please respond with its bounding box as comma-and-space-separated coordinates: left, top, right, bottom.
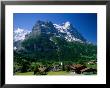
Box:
15, 72, 34, 75
48, 71, 70, 75
15, 71, 96, 76
15, 71, 70, 75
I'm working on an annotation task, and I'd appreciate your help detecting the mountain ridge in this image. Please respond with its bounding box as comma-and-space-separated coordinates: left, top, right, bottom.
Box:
14, 20, 87, 44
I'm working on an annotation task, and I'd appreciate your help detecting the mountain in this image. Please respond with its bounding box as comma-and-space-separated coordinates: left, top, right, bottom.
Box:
14, 28, 30, 50
14, 28, 30, 42
14, 21, 86, 43
14, 20, 97, 62
14, 20, 88, 50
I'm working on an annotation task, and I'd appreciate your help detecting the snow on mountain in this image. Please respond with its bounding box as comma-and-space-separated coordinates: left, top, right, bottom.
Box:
53, 21, 86, 43
14, 28, 30, 42
53, 22, 70, 33
14, 21, 86, 44
63, 21, 71, 30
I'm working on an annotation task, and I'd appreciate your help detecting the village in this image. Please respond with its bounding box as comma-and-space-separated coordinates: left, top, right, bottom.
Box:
27, 60, 97, 75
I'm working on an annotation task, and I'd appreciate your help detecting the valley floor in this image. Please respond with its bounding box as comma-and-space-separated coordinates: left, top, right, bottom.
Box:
15, 71, 70, 75
15, 71, 96, 76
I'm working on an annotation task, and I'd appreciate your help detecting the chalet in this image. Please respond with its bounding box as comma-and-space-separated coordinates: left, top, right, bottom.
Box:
38, 67, 47, 72
69, 64, 87, 74
70, 64, 86, 70
34, 66, 47, 75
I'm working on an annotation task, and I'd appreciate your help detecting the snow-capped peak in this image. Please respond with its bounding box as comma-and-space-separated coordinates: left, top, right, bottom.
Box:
63, 21, 71, 30
14, 28, 30, 42
53, 21, 86, 43
14, 27, 24, 33
54, 21, 71, 30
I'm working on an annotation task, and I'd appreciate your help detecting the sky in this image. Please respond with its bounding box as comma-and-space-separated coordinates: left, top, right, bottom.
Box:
13, 13, 97, 44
